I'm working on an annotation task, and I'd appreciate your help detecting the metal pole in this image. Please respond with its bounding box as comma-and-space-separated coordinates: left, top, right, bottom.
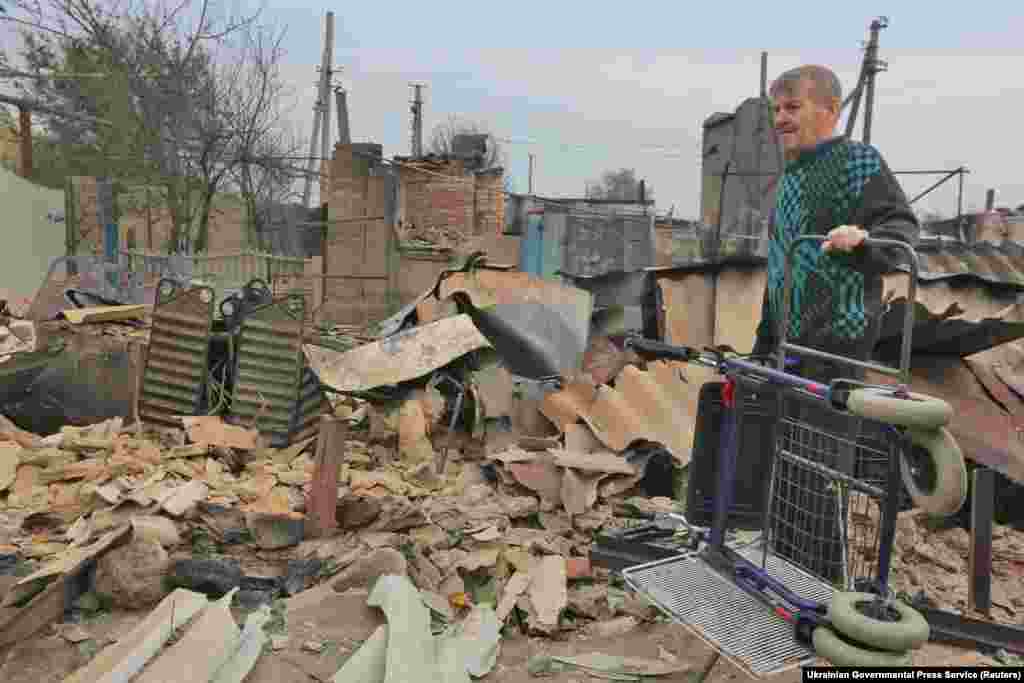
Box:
844, 63, 866, 139
908, 169, 960, 206
335, 88, 350, 144
957, 168, 966, 241
528, 154, 534, 195
968, 467, 995, 616
862, 17, 888, 145
760, 51, 768, 98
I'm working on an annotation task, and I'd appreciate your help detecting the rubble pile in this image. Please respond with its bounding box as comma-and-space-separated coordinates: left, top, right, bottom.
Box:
888, 510, 1024, 624
396, 222, 467, 251
0, 395, 673, 677
0, 260, 1018, 678
0, 321, 35, 360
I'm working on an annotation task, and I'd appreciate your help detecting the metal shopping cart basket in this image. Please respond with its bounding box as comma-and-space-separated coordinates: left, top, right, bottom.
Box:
618, 236, 969, 676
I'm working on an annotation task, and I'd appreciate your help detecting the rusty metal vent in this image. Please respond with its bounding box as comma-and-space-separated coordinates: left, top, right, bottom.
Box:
228, 295, 327, 447
138, 279, 216, 429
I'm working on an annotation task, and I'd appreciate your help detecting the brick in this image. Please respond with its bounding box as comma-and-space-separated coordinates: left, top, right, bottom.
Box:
565, 556, 592, 579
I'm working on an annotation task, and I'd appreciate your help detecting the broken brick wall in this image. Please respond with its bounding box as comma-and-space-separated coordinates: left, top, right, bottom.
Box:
320, 144, 393, 323
398, 159, 473, 241
396, 159, 507, 245
320, 145, 521, 323
473, 170, 505, 237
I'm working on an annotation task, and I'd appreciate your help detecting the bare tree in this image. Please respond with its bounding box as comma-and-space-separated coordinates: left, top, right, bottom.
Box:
585, 167, 652, 202
428, 114, 504, 170
4, 0, 300, 253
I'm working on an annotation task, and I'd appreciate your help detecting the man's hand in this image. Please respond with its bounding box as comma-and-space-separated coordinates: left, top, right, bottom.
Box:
822, 224, 867, 252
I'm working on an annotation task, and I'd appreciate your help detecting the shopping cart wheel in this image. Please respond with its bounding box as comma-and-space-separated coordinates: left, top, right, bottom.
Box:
845, 387, 952, 430
812, 626, 913, 667
902, 426, 968, 517
827, 592, 930, 652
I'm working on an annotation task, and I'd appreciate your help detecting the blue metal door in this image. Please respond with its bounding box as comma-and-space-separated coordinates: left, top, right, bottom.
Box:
520, 210, 545, 276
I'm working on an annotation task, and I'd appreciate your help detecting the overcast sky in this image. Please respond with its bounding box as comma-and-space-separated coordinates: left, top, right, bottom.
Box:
3, 1, 1022, 218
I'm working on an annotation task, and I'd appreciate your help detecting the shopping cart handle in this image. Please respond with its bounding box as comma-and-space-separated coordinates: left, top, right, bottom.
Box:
624, 336, 698, 362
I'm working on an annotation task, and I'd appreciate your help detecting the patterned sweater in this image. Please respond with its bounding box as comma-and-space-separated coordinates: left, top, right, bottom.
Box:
752, 137, 919, 363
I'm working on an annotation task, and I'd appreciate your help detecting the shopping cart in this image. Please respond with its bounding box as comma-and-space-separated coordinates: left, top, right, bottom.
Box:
619, 236, 968, 676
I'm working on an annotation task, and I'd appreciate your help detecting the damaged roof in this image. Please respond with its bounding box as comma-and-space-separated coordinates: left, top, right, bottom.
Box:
909, 238, 1024, 289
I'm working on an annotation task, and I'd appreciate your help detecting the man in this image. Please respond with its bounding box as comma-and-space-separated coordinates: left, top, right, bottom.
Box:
752, 64, 919, 383
750, 65, 919, 586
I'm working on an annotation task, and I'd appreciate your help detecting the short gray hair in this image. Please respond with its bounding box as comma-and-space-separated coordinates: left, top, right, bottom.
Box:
770, 65, 842, 106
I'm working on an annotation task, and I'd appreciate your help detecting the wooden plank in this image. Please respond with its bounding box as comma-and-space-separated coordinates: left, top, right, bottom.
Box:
62, 589, 208, 683
0, 570, 68, 647
135, 590, 240, 683
307, 416, 346, 538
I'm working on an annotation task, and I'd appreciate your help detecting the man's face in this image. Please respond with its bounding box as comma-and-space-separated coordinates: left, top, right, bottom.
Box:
772, 79, 839, 160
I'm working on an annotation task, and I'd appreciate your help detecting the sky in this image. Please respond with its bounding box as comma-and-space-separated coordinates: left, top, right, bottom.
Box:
3, 1, 1023, 219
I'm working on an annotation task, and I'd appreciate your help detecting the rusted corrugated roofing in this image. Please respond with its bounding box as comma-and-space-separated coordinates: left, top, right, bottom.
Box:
909, 239, 1024, 288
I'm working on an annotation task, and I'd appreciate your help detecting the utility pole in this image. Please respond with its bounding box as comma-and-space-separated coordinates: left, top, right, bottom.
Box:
528, 154, 534, 195
410, 84, 425, 158
302, 11, 335, 209
861, 16, 888, 145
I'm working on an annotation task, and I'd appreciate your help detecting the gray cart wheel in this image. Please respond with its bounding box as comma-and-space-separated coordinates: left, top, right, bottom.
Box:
812, 626, 913, 667
846, 388, 952, 430
827, 592, 930, 652
901, 426, 968, 517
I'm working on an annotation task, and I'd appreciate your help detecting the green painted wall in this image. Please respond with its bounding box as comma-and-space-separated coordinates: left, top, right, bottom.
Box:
0, 167, 67, 299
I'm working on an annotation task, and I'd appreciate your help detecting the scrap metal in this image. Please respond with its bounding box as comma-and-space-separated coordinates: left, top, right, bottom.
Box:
303, 314, 490, 393
138, 280, 216, 430
539, 361, 716, 467
228, 295, 328, 447
914, 604, 1024, 655
438, 269, 593, 380
875, 299, 1024, 358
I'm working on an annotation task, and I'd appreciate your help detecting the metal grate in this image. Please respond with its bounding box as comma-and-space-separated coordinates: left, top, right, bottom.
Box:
768, 395, 894, 591
623, 541, 834, 678
138, 279, 215, 429
228, 295, 328, 448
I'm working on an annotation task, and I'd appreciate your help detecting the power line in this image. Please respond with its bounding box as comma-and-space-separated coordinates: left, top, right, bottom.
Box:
496, 136, 694, 155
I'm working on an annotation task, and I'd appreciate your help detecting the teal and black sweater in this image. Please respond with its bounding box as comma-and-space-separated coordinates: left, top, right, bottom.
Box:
752, 136, 919, 363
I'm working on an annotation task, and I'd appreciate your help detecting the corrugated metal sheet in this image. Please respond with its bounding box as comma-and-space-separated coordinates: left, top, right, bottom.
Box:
561, 211, 655, 278
876, 300, 1024, 358
138, 280, 215, 429
229, 295, 328, 447
908, 239, 1024, 287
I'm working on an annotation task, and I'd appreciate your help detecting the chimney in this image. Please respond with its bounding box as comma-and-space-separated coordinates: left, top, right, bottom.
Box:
639, 179, 646, 203
985, 189, 996, 213
17, 107, 32, 180
334, 88, 350, 145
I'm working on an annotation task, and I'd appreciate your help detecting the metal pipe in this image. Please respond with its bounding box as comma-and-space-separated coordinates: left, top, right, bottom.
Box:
760, 52, 768, 98
720, 169, 965, 178
908, 169, 961, 206
875, 420, 904, 592
862, 18, 887, 144
844, 62, 866, 139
